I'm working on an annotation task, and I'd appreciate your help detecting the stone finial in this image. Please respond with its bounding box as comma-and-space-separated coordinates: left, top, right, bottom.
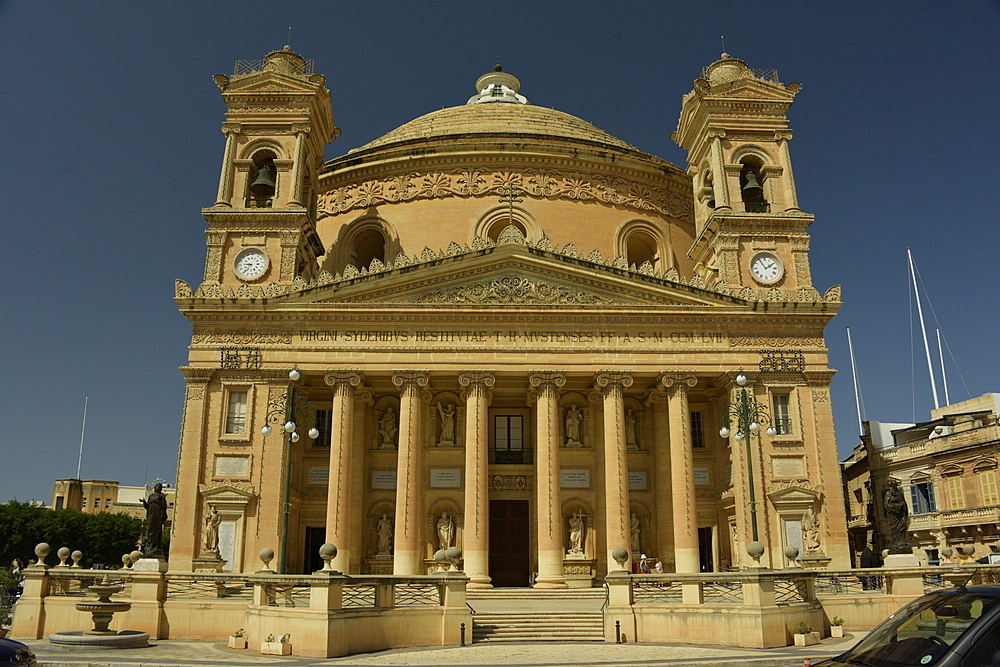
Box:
611, 546, 629, 570
71, 550, 83, 568
318, 543, 337, 570
122, 553, 132, 568
444, 546, 462, 571
259, 548, 275, 571
57, 547, 71, 567
35, 542, 50, 565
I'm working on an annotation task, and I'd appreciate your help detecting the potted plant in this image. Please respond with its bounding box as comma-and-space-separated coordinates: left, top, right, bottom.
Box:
831, 616, 845, 638
227, 628, 246, 649
261, 633, 291, 655
794, 621, 820, 646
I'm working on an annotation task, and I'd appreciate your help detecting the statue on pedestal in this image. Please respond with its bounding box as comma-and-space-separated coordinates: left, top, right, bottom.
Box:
565, 406, 582, 445
141, 483, 168, 558
884, 478, 910, 553
437, 511, 454, 550
437, 403, 455, 445
379, 407, 398, 449
568, 510, 585, 555
376, 514, 393, 556
630, 513, 641, 554
802, 508, 821, 551
202, 506, 222, 554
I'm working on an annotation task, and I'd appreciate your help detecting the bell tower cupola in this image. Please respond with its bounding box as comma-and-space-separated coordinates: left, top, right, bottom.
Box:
200, 46, 339, 290
673, 54, 813, 291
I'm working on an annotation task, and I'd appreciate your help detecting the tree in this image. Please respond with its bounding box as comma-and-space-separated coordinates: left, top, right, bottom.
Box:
0, 502, 143, 568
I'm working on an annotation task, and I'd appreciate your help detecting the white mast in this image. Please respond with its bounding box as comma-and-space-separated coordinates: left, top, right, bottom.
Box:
937, 329, 950, 406
847, 328, 865, 434
908, 249, 940, 409
76, 395, 88, 479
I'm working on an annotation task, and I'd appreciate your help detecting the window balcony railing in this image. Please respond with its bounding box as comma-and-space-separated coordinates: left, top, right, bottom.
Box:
744, 202, 770, 213
245, 198, 273, 208
489, 448, 533, 465
772, 417, 792, 435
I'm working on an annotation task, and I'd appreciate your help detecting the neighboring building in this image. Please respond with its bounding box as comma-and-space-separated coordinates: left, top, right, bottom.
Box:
52, 478, 176, 522
842, 394, 1000, 566
169, 48, 850, 580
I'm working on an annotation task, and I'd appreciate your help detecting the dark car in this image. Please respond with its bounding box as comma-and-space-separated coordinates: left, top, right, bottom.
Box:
0, 637, 35, 665
817, 587, 1000, 667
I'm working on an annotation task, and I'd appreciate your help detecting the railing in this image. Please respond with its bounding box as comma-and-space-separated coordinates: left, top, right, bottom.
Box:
44, 569, 132, 598
164, 572, 252, 600
621, 569, 816, 607
234, 58, 315, 77
700, 66, 780, 83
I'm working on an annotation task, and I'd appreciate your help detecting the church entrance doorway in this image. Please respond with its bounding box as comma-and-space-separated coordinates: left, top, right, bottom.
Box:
304, 526, 325, 574
698, 526, 714, 572
489, 499, 530, 587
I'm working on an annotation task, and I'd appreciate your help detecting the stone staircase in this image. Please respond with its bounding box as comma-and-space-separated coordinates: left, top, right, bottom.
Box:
468, 587, 606, 642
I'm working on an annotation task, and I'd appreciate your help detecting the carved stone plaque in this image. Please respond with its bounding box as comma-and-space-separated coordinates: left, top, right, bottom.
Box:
628, 472, 648, 491
308, 466, 329, 485
214, 456, 249, 478
430, 469, 462, 488
560, 469, 591, 489
772, 457, 806, 478
371, 470, 397, 490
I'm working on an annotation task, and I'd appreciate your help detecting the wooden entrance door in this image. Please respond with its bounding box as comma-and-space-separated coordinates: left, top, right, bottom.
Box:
489, 499, 530, 587
304, 526, 326, 574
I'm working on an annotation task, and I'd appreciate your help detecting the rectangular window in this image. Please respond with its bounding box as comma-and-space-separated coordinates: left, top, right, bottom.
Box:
947, 476, 966, 510
313, 409, 331, 447
105, 499, 112, 509
225, 390, 248, 434
772, 394, 791, 435
55, 496, 64, 510
691, 411, 705, 448
493, 415, 526, 464
910, 482, 937, 514
979, 469, 999, 506
94, 498, 100, 509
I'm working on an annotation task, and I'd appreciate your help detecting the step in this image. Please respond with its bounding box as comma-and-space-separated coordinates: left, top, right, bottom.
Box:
467, 587, 605, 599
472, 611, 605, 642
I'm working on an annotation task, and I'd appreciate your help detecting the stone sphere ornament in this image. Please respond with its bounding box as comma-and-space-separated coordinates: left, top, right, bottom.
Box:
433, 549, 448, 571
318, 543, 337, 570
130, 550, 142, 564
747, 540, 765, 564
122, 553, 132, 568
612, 546, 629, 569
783, 545, 800, 563
961, 545, 976, 557
58, 547, 71, 566
941, 547, 954, 559
35, 542, 51, 562
259, 547, 275, 570
71, 550, 83, 568
444, 546, 462, 571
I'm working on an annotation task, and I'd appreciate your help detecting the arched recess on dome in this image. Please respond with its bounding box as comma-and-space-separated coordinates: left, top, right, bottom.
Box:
329, 214, 400, 275
474, 205, 542, 244
615, 219, 671, 273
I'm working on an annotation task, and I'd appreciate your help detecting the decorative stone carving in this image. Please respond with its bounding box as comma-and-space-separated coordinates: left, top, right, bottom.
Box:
378, 407, 398, 449
437, 511, 454, 550
436, 402, 456, 446
567, 510, 586, 555
411, 275, 614, 305
565, 405, 584, 446
376, 514, 393, 556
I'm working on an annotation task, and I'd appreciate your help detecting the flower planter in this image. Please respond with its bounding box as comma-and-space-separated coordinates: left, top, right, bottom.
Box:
261, 641, 291, 655
831, 625, 844, 638
227, 636, 246, 649
794, 631, 821, 646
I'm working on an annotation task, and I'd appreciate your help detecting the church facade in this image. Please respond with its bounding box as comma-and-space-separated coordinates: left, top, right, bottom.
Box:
169, 47, 850, 583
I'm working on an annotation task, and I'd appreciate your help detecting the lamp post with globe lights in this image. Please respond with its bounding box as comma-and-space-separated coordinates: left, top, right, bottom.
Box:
719, 372, 776, 564
262, 367, 319, 572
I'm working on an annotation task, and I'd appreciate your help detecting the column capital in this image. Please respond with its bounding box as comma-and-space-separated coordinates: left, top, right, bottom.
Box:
594, 370, 633, 393
528, 371, 566, 390
658, 372, 697, 392
458, 371, 496, 389
291, 123, 311, 135
324, 370, 363, 389
644, 389, 670, 407
392, 370, 430, 391
221, 122, 242, 135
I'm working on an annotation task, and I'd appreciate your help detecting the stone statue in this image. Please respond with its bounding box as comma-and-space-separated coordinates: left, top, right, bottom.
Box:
630, 513, 641, 554
202, 506, 221, 553
625, 410, 638, 449
568, 510, 585, 555
883, 478, 910, 553
565, 406, 582, 445
376, 514, 393, 555
437, 511, 454, 550
379, 407, 398, 448
802, 508, 821, 551
437, 403, 455, 445
140, 483, 168, 557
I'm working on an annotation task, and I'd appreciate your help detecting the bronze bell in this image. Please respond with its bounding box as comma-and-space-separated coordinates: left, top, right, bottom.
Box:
249, 165, 276, 197
742, 171, 763, 194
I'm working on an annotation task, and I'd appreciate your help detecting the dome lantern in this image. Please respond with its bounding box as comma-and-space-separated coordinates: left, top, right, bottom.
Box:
467, 66, 529, 105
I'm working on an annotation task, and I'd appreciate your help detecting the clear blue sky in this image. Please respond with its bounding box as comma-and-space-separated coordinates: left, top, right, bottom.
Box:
2, 1, 998, 504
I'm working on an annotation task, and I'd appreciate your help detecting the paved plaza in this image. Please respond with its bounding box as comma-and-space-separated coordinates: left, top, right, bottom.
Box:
23, 634, 861, 667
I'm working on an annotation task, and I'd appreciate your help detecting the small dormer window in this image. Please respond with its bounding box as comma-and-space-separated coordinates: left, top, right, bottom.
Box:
492, 84, 503, 97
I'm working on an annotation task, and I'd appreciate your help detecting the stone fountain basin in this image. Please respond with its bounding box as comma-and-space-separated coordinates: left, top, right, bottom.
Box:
48, 630, 149, 649
74, 602, 132, 613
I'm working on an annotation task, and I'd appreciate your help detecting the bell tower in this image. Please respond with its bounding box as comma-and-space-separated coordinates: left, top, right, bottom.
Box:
673, 54, 812, 292
200, 47, 339, 291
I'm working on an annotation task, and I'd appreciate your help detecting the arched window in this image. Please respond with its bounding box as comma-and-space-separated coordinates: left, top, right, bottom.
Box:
625, 231, 658, 269
246, 150, 278, 208
615, 220, 670, 272
473, 206, 541, 244
739, 156, 768, 213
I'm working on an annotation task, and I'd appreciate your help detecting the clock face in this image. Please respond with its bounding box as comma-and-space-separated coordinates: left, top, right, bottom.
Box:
750, 252, 783, 285
234, 248, 269, 281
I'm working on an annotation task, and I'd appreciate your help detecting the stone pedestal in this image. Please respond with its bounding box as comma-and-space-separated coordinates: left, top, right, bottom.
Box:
192, 553, 225, 573
798, 551, 832, 569
364, 558, 393, 575
562, 558, 595, 588
884, 553, 920, 568
132, 558, 168, 573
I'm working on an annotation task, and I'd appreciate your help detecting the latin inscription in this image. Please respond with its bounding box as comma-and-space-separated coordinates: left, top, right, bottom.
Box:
430, 469, 462, 488
560, 469, 591, 489
297, 329, 726, 346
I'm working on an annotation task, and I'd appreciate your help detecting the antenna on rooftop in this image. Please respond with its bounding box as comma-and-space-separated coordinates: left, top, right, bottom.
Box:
721, 35, 726, 54
76, 395, 88, 479
287, 27, 292, 46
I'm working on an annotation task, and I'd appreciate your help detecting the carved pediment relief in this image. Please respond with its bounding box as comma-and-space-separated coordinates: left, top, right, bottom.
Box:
768, 484, 821, 506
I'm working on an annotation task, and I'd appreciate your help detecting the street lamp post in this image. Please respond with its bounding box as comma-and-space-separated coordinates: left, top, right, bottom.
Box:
719, 372, 776, 562
261, 368, 318, 573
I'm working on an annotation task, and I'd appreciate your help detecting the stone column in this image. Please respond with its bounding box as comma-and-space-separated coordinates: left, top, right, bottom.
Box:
288, 125, 310, 207
169, 367, 213, 572
775, 130, 799, 211
458, 371, 494, 588
708, 129, 730, 210
661, 373, 699, 573
646, 391, 674, 567
215, 123, 240, 206
391, 371, 429, 575
529, 372, 568, 589
323, 371, 363, 572
595, 371, 633, 570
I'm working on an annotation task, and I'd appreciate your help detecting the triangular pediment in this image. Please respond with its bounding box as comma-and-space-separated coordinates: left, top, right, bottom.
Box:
226, 71, 318, 94
281, 243, 741, 308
